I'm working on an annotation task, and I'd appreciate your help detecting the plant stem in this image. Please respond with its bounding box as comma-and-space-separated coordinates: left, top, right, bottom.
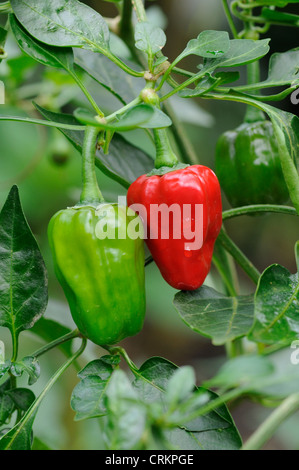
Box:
222, 0, 239, 38
172, 67, 195, 79
153, 128, 179, 168
218, 228, 260, 284
117, 1, 198, 168
32, 329, 81, 359
217, 86, 297, 103
104, 345, 139, 373
226, 338, 244, 358
159, 68, 210, 101
222, 204, 298, 220
119, 0, 143, 65
69, 70, 104, 117
80, 126, 105, 205
162, 101, 198, 165
120, 0, 134, 40
0, 115, 86, 131
131, 0, 147, 22
105, 48, 145, 77
105, 96, 141, 123
11, 330, 18, 363
212, 256, 238, 297
242, 392, 299, 450
244, 61, 265, 123
175, 387, 246, 426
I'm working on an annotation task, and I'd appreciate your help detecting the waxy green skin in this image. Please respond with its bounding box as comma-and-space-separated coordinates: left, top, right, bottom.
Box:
215, 121, 289, 207
48, 204, 146, 346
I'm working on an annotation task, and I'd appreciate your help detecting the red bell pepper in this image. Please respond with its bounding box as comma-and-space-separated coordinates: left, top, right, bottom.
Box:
127, 165, 222, 291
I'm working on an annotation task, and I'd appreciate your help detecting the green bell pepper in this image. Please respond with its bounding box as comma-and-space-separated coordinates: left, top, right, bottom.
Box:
215, 120, 290, 207
48, 203, 146, 346
48, 126, 146, 346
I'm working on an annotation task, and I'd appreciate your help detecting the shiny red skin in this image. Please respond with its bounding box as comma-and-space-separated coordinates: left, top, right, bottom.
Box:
127, 165, 222, 290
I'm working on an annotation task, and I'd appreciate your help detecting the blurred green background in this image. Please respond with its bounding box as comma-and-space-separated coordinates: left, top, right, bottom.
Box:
0, 0, 298, 450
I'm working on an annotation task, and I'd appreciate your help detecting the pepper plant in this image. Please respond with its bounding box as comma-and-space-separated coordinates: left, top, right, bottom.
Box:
0, 0, 299, 451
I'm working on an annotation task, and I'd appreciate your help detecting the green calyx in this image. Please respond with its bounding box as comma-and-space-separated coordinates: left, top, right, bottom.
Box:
146, 162, 190, 177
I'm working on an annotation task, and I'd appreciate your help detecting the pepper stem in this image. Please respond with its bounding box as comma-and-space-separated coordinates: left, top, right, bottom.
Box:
139, 86, 179, 169
80, 126, 105, 205
244, 58, 266, 124
153, 128, 179, 169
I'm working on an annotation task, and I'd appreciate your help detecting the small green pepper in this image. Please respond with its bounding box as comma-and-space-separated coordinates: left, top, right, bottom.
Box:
215, 120, 289, 207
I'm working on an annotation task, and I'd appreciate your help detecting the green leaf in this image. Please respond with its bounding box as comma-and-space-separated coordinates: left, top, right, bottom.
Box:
179, 30, 230, 61
179, 71, 239, 98
0, 186, 48, 343
6, 388, 35, 412
10, 0, 110, 53
10, 14, 74, 71
32, 437, 52, 450
70, 357, 115, 420
258, 348, 299, 399
10, 356, 40, 386
205, 348, 299, 400
0, 362, 10, 380
0, 26, 7, 44
249, 260, 299, 345
74, 104, 172, 131
246, 49, 299, 90
165, 366, 196, 407
204, 355, 275, 390
215, 71, 240, 85
74, 48, 143, 105
34, 104, 154, 188
0, 409, 36, 450
77, 355, 120, 377
173, 286, 255, 345
0, 380, 15, 426
204, 38, 270, 69
133, 356, 178, 403
133, 357, 242, 450
269, 110, 299, 211
135, 21, 166, 57
104, 370, 147, 450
